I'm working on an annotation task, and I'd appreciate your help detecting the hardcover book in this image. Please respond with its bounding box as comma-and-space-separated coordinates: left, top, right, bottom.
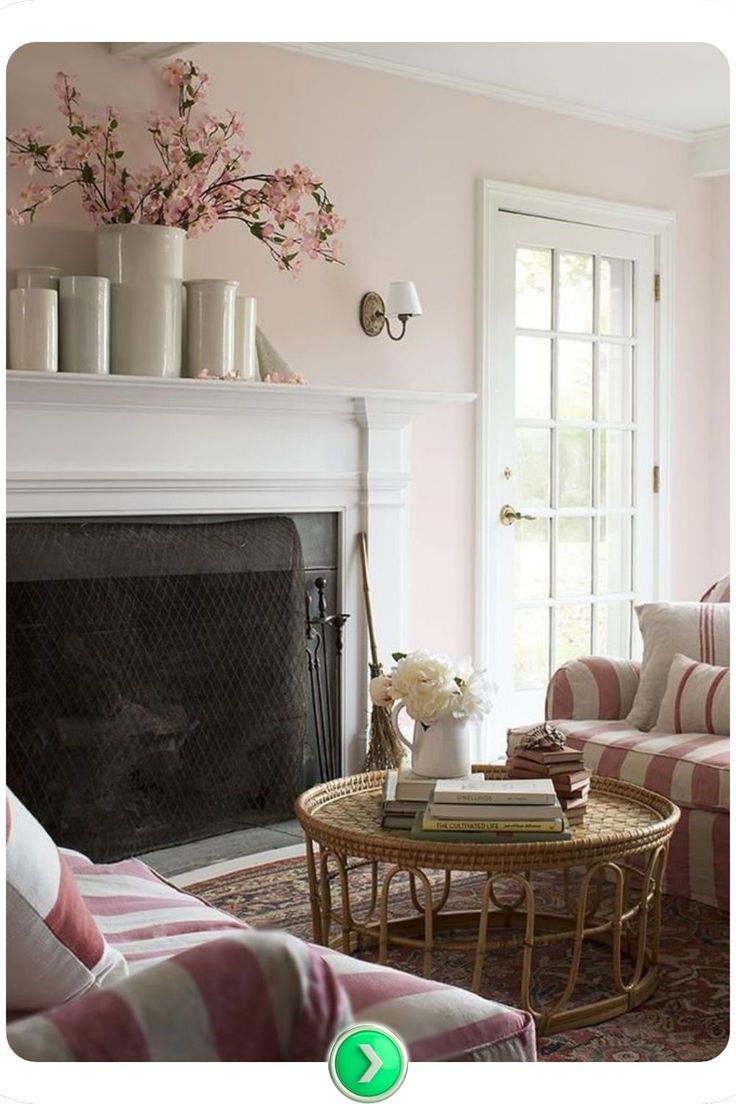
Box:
433, 777, 557, 805
427, 800, 563, 822
422, 811, 565, 833
410, 812, 572, 844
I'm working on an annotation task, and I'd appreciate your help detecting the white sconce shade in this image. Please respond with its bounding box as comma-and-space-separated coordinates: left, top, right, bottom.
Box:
385, 281, 422, 318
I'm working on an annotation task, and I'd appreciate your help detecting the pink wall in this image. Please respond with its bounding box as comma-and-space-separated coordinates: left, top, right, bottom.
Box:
709, 175, 730, 583
7, 42, 729, 655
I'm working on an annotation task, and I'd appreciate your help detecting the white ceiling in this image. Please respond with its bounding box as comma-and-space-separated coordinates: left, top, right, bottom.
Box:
296, 43, 729, 139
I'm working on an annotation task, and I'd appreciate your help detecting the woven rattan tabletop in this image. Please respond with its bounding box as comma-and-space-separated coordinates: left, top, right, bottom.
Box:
295, 766, 679, 873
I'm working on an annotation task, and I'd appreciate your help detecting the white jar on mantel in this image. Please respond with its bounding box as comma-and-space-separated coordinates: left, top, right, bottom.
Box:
234, 296, 258, 379
8, 288, 58, 372
59, 276, 110, 374
184, 279, 239, 378
96, 224, 185, 377
15, 266, 63, 291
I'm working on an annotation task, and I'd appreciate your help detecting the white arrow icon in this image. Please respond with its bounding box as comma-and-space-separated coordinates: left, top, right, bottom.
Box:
358, 1042, 383, 1083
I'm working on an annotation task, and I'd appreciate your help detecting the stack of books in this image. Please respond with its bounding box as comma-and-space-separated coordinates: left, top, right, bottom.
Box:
506, 744, 590, 825
382, 765, 484, 829
409, 776, 572, 842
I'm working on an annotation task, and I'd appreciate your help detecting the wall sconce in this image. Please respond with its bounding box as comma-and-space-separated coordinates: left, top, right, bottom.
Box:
360, 281, 423, 341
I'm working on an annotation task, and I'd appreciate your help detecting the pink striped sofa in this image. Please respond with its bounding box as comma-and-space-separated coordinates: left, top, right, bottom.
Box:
524, 579, 730, 912
8, 849, 536, 1062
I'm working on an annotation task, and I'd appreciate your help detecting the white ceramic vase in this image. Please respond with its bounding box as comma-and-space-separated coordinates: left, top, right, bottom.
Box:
8, 288, 58, 372
391, 703, 472, 779
96, 224, 185, 377
59, 276, 110, 374
15, 266, 63, 291
184, 279, 239, 378
234, 295, 258, 379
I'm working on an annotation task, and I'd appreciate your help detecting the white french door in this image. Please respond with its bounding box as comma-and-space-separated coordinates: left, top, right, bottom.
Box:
486, 210, 656, 737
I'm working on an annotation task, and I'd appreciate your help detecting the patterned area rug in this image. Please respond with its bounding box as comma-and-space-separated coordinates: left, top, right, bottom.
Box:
189, 855, 729, 1062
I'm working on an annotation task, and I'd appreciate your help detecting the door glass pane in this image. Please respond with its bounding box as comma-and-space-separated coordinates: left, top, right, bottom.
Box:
516, 247, 552, 330
516, 427, 550, 507
557, 517, 591, 596
598, 514, 632, 594
597, 601, 631, 656
516, 337, 551, 418
558, 252, 593, 333
600, 257, 633, 336
599, 430, 632, 507
514, 607, 550, 689
599, 343, 633, 422
558, 340, 593, 420
558, 428, 592, 507
514, 518, 550, 601
556, 604, 591, 664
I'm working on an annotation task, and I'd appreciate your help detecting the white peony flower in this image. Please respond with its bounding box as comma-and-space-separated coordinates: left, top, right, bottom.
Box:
452, 670, 498, 723
369, 674, 394, 708
389, 650, 459, 725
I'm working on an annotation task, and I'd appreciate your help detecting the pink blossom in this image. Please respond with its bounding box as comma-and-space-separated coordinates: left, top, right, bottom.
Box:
7, 57, 344, 271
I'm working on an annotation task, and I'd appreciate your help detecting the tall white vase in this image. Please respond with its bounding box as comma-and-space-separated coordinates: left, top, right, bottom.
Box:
96, 224, 185, 377
234, 296, 258, 379
8, 288, 58, 372
184, 279, 238, 378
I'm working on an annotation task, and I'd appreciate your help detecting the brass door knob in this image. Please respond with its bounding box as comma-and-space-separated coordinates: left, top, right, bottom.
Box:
499, 504, 537, 526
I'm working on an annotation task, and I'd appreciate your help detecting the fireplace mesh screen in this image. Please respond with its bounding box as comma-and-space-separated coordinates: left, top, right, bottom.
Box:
7, 516, 307, 861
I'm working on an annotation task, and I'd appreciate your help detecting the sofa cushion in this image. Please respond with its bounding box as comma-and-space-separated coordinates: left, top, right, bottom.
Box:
70, 852, 536, 1061
6, 790, 128, 1012
63, 850, 249, 972
628, 603, 730, 730
8, 930, 352, 1062
654, 654, 729, 737
701, 573, 730, 603
549, 720, 729, 813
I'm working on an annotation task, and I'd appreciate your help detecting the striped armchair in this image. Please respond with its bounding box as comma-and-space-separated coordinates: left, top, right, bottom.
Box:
530, 592, 729, 911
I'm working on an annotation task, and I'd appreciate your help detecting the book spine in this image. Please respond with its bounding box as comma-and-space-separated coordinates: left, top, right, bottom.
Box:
423, 815, 563, 833
434, 791, 555, 806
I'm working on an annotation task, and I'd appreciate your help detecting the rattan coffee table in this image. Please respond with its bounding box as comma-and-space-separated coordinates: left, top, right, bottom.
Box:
295, 766, 679, 1035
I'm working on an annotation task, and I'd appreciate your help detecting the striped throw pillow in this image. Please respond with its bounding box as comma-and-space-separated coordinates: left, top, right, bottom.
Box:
700, 574, 730, 603
628, 603, 730, 731
6, 789, 128, 1012
654, 654, 730, 736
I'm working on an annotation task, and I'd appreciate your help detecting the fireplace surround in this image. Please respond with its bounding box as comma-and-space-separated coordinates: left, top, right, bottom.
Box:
6, 373, 475, 804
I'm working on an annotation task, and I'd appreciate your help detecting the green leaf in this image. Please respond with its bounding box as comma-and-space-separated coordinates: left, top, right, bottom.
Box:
250, 223, 264, 239
187, 151, 205, 168
391, 651, 407, 662
80, 164, 94, 183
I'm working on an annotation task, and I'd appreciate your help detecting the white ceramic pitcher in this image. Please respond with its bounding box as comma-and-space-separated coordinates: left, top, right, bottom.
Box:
391, 702, 471, 779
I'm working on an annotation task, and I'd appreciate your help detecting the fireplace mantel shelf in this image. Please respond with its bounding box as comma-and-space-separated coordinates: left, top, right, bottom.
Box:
7, 371, 475, 425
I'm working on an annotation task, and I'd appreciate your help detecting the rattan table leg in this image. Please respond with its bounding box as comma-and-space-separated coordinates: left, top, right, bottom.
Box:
304, 835, 324, 944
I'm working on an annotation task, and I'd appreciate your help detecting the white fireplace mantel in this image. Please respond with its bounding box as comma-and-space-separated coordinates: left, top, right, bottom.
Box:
7, 371, 475, 772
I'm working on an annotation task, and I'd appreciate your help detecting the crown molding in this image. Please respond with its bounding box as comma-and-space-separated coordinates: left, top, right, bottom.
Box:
108, 43, 196, 61
692, 126, 730, 177
274, 42, 710, 144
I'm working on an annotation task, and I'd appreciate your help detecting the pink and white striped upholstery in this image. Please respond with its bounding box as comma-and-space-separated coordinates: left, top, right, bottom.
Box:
6, 791, 128, 1012
9, 852, 536, 1061
654, 654, 729, 736
7, 930, 352, 1061
521, 714, 729, 910
545, 656, 641, 721
701, 573, 730, 603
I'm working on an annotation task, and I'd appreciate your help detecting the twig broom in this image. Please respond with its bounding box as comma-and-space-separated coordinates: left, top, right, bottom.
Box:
358, 532, 405, 771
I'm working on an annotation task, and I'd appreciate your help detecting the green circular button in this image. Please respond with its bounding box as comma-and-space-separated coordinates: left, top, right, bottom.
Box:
328, 1023, 409, 1101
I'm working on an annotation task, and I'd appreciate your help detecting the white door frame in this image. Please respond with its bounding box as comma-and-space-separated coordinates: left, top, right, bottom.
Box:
475, 180, 675, 755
